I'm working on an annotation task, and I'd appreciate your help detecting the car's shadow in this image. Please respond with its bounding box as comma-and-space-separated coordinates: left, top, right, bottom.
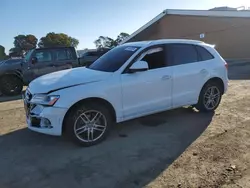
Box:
0, 107, 214, 188
0, 94, 22, 103
0, 89, 25, 103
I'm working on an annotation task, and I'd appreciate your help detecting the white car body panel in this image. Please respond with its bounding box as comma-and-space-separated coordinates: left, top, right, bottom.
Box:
27, 106, 67, 136
28, 67, 113, 94
23, 39, 228, 137
121, 66, 172, 120
52, 76, 124, 122
172, 60, 212, 108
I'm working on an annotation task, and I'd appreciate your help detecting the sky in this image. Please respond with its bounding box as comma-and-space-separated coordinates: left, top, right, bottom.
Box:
1, 0, 250, 53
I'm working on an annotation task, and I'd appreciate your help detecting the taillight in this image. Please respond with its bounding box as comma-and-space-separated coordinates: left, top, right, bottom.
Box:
224, 62, 228, 69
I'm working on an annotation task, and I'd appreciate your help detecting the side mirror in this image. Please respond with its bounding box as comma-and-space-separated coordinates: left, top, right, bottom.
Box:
31, 57, 38, 64
129, 60, 148, 73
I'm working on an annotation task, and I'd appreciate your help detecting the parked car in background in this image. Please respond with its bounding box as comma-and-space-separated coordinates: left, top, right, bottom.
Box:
0, 47, 79, 96
23, 39, 228, 146
78, 48, 110, 67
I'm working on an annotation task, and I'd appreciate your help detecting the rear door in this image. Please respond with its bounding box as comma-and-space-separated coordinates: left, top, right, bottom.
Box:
167, 44, 214, 107
52, 48, 76, 71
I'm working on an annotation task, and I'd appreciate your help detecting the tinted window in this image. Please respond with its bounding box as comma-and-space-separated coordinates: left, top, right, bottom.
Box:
169, 44, 198, 65
139, 47, 166, 70
34, 51, 52, 62
85, 52, 97, 56
55, 49, 73, 61
24, 49, 34, 61
88, 46, 140, 72
98, 50, 109, 56
196, 46, 214, 61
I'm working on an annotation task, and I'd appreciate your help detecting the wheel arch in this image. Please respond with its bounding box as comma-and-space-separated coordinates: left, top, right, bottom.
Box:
203, 77, 225, 94
0, 70, 23, 82
195, 77, 224, 112
62, 97, 117, 134
196, 77, 225, 104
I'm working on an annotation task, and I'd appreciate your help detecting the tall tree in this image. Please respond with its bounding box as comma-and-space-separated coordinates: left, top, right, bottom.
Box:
0, 45, 7, 60
94, 32, 129, 49
9, 47, 24, 58
94, 36, 116, 49
38, 32, 79, 48
115, 32, 130, 44
13, 34, 38, 53
69, 37, 79, 48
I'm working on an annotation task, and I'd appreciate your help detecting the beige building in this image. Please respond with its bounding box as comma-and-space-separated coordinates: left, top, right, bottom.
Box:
121, 9, 250, 60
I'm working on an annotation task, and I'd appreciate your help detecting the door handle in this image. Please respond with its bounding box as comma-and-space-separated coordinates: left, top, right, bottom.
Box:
162, 75, 171, 80
200, 69, 207, 74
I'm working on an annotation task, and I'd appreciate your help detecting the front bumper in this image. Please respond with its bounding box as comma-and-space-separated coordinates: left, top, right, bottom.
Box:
23, 97, 68, 136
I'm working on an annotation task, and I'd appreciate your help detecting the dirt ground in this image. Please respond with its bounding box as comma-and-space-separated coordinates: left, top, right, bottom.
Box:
0, 64, 249, 188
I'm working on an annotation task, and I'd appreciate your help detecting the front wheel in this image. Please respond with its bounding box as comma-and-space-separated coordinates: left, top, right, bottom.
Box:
195, 82, 223, 112
0, 75, 23, 96
64, 103, 112, 146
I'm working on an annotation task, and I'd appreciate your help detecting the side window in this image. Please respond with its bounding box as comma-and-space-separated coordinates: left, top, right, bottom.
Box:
66, 49, 73, 59
136, 46, 166, 70
196, 46, 214, 61
99, 50, 108, 56
86, 52, 97, 57
55, 49, 73, 61
169, 44, 198, 65
34, 51, 52, 62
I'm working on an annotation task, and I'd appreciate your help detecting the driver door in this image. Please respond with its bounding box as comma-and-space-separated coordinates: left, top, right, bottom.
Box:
23, 49, 55, 84
120, 45, 173, 120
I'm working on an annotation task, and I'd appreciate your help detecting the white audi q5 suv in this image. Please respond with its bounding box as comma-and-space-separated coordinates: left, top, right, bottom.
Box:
23, 39, 228, 146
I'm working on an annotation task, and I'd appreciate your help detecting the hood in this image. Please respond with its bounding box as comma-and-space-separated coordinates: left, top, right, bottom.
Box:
0, 58, 23, 66
28, 67, 112, 94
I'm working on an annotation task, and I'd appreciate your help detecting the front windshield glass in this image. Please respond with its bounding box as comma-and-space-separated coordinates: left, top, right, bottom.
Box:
24, 49, 34, 61
88, 45, 140, 72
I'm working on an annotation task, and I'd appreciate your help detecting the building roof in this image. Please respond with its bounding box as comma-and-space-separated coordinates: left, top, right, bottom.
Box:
121, 9, 250, 44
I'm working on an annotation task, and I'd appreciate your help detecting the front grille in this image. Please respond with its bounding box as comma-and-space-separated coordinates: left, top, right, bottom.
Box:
30, 117, 41, 127
24, 89, 34, 116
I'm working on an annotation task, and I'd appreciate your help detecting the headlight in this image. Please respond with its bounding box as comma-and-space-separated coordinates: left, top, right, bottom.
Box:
30, 94, 60, 106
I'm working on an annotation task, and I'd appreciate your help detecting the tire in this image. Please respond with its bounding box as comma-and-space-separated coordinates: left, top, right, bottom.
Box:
195, 81, 223, 112
0, 75, 23, 96
64, 102, 112, 146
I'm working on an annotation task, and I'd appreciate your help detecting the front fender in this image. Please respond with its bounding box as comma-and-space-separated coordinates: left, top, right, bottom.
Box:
51, 83, 123, 121
0, 70, 23, 81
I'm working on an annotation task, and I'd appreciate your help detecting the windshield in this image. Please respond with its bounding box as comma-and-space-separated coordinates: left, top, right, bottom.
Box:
24, 49, 34, 61
88, 45, 140, 72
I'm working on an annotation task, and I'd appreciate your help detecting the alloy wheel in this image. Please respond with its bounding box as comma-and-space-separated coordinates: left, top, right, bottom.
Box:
73, 110, 107, 143
203, 86, 221, 110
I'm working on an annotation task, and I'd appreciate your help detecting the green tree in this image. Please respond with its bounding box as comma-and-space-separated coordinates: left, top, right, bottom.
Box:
38, 32, 79, 48
9, 47, 24, 57
0, 45, 7, 60
115, 32, 130, 44
13, 34, 38, 53
94, 32, 129, 49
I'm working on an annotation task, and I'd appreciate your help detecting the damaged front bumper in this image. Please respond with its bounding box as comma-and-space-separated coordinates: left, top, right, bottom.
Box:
23, 94, 68, 136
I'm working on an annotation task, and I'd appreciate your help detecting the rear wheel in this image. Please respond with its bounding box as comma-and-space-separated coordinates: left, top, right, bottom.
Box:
0, 75, 23, 96
195, 82, 222, 112
64, 103, 112, 146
